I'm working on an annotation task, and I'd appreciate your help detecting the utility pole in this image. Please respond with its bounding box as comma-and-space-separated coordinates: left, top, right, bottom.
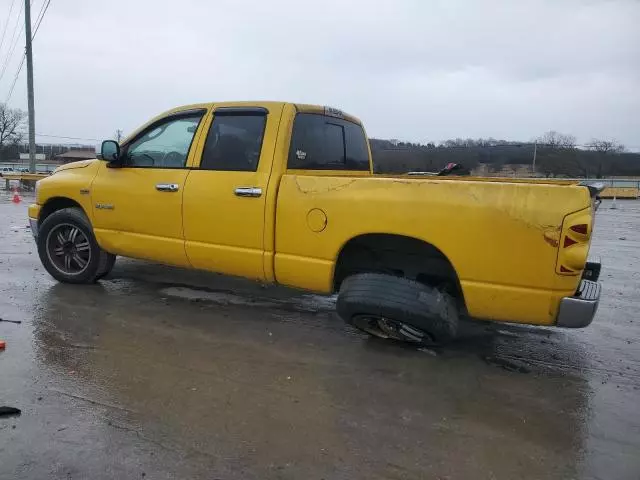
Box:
24, 0, 36, 173
532, 141, 537, 175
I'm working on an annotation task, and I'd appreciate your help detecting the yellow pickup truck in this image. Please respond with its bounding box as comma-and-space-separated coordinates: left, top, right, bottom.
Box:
28, 101, 602, 345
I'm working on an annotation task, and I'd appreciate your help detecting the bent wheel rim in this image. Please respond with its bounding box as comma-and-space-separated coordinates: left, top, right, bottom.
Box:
46, 223, 92, 276
352, 314, 433, 343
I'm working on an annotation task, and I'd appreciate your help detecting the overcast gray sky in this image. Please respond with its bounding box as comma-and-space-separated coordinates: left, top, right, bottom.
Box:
0, 0, 638, 148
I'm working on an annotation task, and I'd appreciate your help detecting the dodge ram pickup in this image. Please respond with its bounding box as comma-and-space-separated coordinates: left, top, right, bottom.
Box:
29, 101, 602, 345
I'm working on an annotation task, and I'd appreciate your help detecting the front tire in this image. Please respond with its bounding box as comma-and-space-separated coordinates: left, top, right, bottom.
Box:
337, 273, 458, 346
37, 208, 105, 284
95, 252, 116, 280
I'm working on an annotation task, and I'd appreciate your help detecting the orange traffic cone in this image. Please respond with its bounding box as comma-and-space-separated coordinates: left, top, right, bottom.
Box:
11, 186, 21, 204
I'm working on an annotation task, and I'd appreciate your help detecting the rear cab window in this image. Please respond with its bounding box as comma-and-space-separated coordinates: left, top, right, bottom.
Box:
288, 110, 370, 171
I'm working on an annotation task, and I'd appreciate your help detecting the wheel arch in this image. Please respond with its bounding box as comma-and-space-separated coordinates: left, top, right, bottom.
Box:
39, 197, 88, 226
333, 233, 465, 306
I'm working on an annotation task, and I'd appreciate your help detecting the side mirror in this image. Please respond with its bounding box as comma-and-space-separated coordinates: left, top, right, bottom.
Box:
101, 140, 120, 162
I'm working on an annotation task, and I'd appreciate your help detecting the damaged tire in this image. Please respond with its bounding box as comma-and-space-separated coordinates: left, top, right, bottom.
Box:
37, 207, 107, 284
337, 273, 458, 346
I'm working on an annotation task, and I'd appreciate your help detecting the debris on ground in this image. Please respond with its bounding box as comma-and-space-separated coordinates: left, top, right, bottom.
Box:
0, 406, 21, 417
483, 355, 531, 374
0, 317, 22, 324
496, 329, 519, 338
418, 347, 438, 356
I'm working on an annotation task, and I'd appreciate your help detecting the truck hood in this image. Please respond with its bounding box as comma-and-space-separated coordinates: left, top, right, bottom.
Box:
53, 159, 98, 173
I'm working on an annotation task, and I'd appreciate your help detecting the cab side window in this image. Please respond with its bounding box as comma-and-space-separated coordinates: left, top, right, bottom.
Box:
123, 112, 204, 168
200, 110, 267, 171
288, 113, 370, 170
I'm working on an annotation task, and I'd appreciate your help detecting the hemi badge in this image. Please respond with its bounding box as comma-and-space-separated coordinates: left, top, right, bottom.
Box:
80, 189, 90, 195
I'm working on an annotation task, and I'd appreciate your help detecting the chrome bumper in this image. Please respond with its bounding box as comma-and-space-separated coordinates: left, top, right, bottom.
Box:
29, 217, 38, 240
556, 280, 601, 328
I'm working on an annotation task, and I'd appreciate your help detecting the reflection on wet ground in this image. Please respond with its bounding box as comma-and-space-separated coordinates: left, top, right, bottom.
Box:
1, 194, 639, 479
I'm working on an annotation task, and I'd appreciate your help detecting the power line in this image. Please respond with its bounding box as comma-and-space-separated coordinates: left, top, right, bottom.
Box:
0, 0, 17, 55
17, 131, 101, 142
3, 1, 51, 104
36, 133, 100, 141
31, 0, 51, 40
31, 0, 47, 32
4, 52, 24, 103
0, 0, 24, 84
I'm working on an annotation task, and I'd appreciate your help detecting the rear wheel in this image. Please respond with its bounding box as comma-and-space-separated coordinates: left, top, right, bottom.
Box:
337, 273, 458, 346
37, 208, 106, 284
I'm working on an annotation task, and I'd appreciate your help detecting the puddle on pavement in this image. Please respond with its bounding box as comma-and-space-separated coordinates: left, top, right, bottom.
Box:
160, 286, 277, 308
159, 286, 336, 314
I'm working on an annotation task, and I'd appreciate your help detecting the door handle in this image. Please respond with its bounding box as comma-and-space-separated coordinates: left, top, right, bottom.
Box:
234, 187, 262, 198
156, 183, 179, 192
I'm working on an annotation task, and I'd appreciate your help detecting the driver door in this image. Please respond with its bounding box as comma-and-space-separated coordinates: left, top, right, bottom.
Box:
91, 108, 208, 266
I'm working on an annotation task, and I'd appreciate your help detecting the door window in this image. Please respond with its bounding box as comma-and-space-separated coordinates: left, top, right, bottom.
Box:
200, 111, 267, 171
123, 112, 204, 168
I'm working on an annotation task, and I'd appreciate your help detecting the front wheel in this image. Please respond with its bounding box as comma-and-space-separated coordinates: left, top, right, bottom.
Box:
95, 252, 117, 280
337, 273, 459, 346
37, 208, 106, 284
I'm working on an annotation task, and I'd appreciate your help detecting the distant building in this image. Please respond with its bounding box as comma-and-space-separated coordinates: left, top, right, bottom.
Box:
54, 150, 96, 164
19, 153, 46, 161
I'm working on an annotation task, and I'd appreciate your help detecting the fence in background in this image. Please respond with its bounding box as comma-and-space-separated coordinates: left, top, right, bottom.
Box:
0, 162, 57, 173
577, 178, 640, 189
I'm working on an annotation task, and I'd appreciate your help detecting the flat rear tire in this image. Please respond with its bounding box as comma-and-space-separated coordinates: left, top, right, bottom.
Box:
337, 273, 458, 346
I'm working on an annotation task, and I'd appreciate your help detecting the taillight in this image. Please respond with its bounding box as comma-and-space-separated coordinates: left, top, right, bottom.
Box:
570, 224, 588, 235
557, 209, 592, 275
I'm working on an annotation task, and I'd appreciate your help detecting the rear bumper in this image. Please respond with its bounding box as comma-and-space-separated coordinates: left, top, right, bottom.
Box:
556, 279, 601, 328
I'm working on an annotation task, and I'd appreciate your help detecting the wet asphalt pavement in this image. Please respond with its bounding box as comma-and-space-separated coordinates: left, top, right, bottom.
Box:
1, 192, 639, 480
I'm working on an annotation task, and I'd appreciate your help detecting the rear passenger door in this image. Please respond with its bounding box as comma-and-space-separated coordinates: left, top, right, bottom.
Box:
182, 105, 283, 280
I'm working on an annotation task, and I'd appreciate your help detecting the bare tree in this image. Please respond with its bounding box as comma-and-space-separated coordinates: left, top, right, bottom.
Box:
114, 129, 124, 142
587, 139, 625, 154
587, 139, 625, 178
537, 130, 576, 149
535, 131, 580, 177
0, 103, 26, 148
